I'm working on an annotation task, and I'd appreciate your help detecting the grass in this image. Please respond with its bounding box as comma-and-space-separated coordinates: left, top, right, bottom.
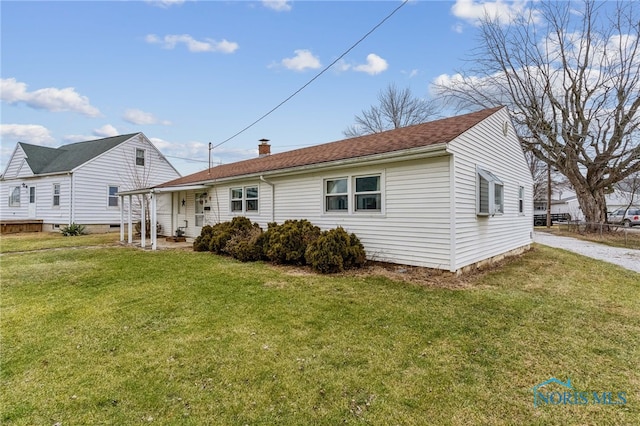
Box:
1, 234, 639, 425
0, 232, 121, 253
535, 225, 640, 249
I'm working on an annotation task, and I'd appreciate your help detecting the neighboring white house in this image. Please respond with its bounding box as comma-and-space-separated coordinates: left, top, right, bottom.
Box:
121, 107, 534, 272
1, 133, 181, 233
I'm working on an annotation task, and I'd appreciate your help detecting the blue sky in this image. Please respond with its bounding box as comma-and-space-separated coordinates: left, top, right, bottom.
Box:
1, 0, 532, 176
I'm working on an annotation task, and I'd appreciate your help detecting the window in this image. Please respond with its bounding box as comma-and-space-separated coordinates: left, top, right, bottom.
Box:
9, 187, 20, 207
53, 184, 61, 207
325, 178, 348, 211
230, 186, 259, 213
231, 188, 243, 212
136, 148, 145, 166
518, 186, 525, 214
245, 186, 258, 212
355, 176, 381, 211
477, 167, 504, 216
324, 174, 383, 213
108, 186, 119, 207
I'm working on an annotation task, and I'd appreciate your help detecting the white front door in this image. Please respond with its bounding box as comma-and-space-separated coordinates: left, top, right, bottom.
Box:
195, 192, 205, 233
28, 186, 36, 218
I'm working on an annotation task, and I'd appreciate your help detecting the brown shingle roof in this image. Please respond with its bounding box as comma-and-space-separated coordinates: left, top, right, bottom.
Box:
160, 106, 503, 187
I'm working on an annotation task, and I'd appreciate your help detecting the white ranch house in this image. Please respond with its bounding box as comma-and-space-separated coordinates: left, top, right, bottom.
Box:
120, 107, 534, 272
1, 133, 180, 233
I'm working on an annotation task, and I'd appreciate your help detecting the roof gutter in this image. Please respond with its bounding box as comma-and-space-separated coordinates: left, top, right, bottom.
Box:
117, 184, 208, 196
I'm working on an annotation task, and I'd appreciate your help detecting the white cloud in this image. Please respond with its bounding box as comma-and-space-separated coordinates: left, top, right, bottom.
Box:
451, 0, 535, 26
402, 69, 420, 78
62, 125, 121, 143
0, 124, 56, 146
452, 23, 464, 33
262, 0, 292, 12
145, 0, 186, 8
0, 78, 101, 117
353, 54, 388, 75
146, 34, 239, 53
123, 109, 172, 126
93, 125, 119, 138
280, 49, 322, 72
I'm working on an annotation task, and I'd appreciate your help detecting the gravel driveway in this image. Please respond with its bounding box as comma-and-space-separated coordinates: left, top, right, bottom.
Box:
534, 231, 640, 274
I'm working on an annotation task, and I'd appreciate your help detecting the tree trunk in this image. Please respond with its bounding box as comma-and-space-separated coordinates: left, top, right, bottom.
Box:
573, 184, 608, 231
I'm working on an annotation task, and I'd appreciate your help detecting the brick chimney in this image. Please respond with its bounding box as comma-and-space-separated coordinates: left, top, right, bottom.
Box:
258, 138, 271, 157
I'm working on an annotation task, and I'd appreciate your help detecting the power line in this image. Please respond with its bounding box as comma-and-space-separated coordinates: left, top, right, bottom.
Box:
212, 0, 409, 150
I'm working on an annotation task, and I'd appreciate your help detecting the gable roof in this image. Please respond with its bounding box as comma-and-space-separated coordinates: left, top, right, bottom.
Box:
161, 106, 504, 187
18, 133, 138, 175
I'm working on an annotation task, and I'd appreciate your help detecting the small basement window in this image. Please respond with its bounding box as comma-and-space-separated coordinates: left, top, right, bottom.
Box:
477, 167, 504, 216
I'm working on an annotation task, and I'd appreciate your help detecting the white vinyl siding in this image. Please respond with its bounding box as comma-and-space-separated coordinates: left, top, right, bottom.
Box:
70, 133, 180, 226
448, 108, 533, 270
189, 158, 451, 269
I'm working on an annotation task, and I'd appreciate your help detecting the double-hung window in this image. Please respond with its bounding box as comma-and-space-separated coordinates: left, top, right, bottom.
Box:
230, 186, 259, 213
477, 167, 504, 216
108, 186, 119, 207
355, 176, 381, 211
53, 184, 61, 207
136, 148, 145, 166
325, 178, 348, 212
324, 174, 382, 213
9, 187, 20, 207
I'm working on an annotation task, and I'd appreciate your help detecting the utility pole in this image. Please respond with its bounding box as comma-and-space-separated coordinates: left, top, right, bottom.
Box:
546, 163, 551, 228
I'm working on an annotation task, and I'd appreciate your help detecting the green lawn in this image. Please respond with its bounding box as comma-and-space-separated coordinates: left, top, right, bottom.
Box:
1, 234, 638, 425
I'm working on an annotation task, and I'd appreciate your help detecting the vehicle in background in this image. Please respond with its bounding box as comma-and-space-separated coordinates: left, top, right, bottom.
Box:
608, 207, 640, 227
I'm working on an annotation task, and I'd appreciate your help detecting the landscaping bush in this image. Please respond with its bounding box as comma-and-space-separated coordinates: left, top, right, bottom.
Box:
305, 227, 367, 273
193, 225, 214, 252
60, 223, 86, 236
193, 217, 261, 255
263, 219, 321, 265
209, 216, 256, 254
225, 226, 264, 262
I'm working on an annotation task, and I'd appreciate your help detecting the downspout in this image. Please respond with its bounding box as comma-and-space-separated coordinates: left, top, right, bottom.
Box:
448, 152, 457, 273
68, 172, 74, 225
259, 175, 275, 222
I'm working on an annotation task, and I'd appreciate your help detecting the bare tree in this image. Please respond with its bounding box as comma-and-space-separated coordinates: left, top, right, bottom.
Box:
344, 84, 439, 137
433, 0, 640, 229
614, 172, 640, 214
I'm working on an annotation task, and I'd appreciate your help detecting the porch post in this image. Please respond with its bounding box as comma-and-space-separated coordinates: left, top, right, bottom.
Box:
141, 195, 146, 248
151, 192, 157, 251
119, 196, 124, 242
127, 195, 133, 244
